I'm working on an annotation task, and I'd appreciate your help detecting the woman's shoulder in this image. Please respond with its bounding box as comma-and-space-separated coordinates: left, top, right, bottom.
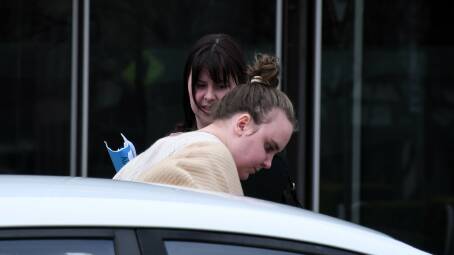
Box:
166, 130, 221, 144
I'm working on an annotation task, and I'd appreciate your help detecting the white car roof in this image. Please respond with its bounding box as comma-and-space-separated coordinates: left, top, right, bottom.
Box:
0, 175, 428, 255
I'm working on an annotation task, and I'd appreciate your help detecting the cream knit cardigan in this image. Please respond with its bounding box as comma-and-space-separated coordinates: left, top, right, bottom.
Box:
114, 132, 243, 196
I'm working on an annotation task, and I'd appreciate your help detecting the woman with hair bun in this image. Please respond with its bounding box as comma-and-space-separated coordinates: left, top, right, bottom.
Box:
114, 53, 296, 196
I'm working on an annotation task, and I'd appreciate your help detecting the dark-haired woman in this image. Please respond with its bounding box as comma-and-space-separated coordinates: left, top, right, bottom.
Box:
177, 33, 246, 131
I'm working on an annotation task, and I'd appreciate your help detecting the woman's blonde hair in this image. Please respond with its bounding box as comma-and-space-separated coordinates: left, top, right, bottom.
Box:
213, 53, 296, 129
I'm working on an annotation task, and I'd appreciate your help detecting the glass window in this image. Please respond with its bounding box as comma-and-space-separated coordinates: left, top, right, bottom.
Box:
320, 1, 454, 254
165, 241, 303, 255
0, 1, 72, 175
88, 0, 276, 177
0, 239, 115, 255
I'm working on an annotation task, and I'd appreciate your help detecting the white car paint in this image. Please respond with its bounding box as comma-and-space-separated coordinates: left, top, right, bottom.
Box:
0, 175, 429, 255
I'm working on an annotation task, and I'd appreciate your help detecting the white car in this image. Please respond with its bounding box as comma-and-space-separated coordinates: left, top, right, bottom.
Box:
0, 175, 429, 255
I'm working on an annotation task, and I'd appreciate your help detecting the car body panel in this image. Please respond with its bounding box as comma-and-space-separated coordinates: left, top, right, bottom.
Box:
0, 175, 429, 255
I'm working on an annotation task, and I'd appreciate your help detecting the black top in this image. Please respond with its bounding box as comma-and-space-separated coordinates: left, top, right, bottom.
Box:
241, 154, 301, 207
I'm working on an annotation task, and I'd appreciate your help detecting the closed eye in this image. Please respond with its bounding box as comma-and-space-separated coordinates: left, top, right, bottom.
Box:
265, 142, 279, 153
264, 143, 272, 153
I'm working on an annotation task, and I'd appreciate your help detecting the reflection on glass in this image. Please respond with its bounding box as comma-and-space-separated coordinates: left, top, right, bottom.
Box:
320, 1, 454, 254
165, 241, 303, 255
0, 1, 72, 175
0, 239, 115, 255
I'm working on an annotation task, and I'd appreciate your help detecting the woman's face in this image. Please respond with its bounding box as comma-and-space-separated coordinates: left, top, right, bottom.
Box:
188, 69, 237, 129
230, 109, 293, 180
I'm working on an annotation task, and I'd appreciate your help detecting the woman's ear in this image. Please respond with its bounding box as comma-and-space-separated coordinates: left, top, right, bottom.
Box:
234, 113, 256, 136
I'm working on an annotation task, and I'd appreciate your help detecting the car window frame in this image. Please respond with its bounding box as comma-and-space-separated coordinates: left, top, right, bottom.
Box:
0, 228, 140, 255
136, 228, 364, 255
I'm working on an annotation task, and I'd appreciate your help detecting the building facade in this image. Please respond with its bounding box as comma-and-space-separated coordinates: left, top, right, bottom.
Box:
1, 0, 453, 254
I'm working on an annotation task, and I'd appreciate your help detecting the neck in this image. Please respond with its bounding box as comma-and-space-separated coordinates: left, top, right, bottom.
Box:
200, 121, 228, 145
195, 119, 204, 130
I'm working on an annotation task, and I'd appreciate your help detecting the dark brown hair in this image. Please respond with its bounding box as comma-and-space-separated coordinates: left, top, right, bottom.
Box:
177, 34, 247, 132
213, 53, 296, 129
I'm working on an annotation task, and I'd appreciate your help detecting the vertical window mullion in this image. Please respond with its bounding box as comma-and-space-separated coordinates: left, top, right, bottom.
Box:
312, 0, 323, 213
276, 0, 283, 87
81, 0, 90, 177
70, 0, 79, 177
351, 0, 364, 224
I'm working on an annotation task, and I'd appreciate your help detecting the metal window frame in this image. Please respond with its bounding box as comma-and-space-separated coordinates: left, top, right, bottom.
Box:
81, 0, 90, 177
70, 0, 90, 177
311, 0, 323, 212
276, 0, 283, 87
70, 0, 79, 177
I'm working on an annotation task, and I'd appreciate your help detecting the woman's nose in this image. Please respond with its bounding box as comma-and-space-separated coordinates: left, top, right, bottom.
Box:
204, 86, 216, 102
262, 157, 273, 169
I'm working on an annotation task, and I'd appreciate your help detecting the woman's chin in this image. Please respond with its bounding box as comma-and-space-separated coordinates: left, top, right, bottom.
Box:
239, 171, 251, 181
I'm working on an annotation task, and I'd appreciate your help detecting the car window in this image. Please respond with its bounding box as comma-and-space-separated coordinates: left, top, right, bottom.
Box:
0, 239, 115, 255
138, 229, 360, 255
164, 241, 304, 255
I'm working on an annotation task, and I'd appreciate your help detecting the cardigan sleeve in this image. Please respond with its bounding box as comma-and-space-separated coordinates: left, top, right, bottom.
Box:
135, 141, 244, 196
